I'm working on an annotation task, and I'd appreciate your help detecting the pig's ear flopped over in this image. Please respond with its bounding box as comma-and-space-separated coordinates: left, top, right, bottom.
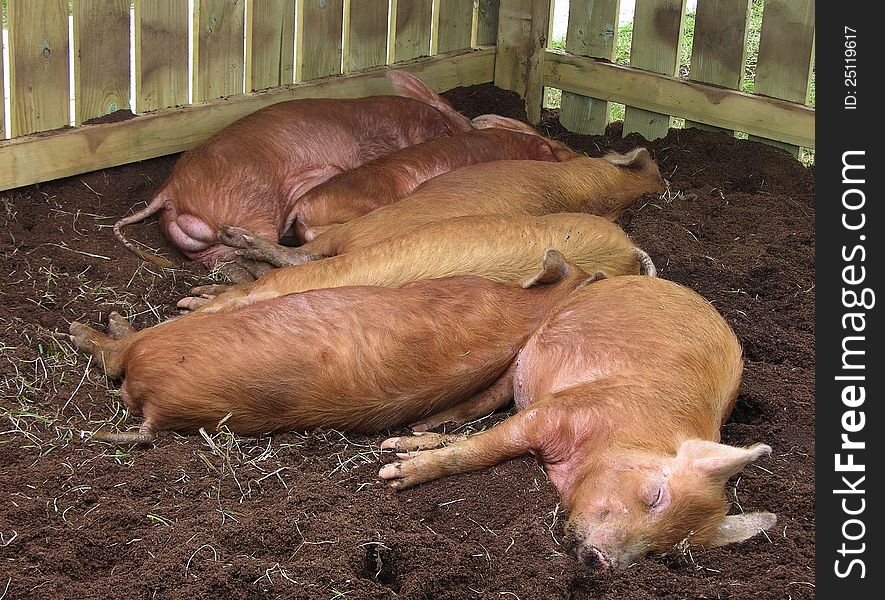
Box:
708, 512, 778, 547
677, 440, 772, 482
521, 249, 569, 288
603, 147, 654, 171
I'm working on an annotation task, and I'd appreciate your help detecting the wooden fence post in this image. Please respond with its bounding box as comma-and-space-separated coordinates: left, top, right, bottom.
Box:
750, 0, 815, 157
622, 0, 686, 141
494, 0, 551, 124
685, 0, 751, 136
134, 0, 189, 113
559, 0, 621, 135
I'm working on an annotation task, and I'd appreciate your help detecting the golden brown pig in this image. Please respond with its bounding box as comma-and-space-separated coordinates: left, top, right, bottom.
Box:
69, 251, 588, 444
179, 213, 655, 313
218, 146, 665, 266
380, 275, 775, 571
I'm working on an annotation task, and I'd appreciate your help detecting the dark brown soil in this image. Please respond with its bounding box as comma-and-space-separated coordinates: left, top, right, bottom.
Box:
0, 84, 814, 599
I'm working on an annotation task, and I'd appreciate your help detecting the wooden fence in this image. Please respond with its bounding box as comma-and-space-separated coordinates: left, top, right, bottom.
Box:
0, 0, 814, 192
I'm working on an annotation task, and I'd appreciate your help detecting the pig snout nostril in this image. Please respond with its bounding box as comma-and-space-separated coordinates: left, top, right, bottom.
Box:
578, 546, 612, 571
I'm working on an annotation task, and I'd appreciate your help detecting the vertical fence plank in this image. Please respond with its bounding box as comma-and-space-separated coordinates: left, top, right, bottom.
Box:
750, 0, 814, 156
559, 0, 620, 134
622, 0, 686, 141
345, 0, 389, 72
495, 0, 550, 124
1, 27, 6, 139
134, 0, 189, 113
475, 0, 500, 45
438, 0, 474, 53
72, 0, 131, 124
245, 0, 295, 91
685, 0, 750, 135
392, 0, 433, 62
193, 0, 246, 102
7, 0, 70, 136
296, 0, 344, 81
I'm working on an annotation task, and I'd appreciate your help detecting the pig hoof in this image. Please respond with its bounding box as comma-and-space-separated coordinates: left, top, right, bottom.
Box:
191, 284, 232, 297
218, 225, 256, 248
176, 296, 209, 311
69, 321, 101, 352
107, 312, 136, 339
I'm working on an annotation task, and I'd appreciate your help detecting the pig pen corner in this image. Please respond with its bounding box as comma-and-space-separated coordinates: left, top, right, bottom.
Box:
0, 1, 814, 599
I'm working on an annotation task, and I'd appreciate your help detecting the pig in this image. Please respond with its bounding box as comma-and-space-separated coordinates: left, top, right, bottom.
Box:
113, 70, 472, 273
177, 212, 656, 313
379, 275, 776, 570
289, 126, 580, 243
217, 146, 666, 267
69, 250, 588, 443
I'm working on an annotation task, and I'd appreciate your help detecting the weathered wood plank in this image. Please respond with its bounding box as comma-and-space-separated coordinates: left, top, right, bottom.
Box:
345, 0, 389, 72
7, 0, 71, 136
72, 0, 131, 124
622, 0, 686, 140
437, 0, 474, 53
393, 0, 433, 62
686, 0, 751, 135
494, 0, 551, 124
193, 0, 246, 102
475, 0, 500, 45
544, 50, 814, 148
134, 0, 189, 113
0, 47, 497, 191
750, 0, 815, 156
559, 0, 620, 135
1, 28, 6, 139
297, 0, 344, 80
245, 0, 296, 91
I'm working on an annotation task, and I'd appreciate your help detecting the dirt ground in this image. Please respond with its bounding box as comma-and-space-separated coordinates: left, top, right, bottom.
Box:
0, 84, 814, 599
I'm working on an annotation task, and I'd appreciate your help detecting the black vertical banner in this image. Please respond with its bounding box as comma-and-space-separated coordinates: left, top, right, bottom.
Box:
816, 1, 883, 596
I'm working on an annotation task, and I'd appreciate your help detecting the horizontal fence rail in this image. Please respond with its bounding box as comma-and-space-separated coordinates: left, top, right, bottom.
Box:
541, 0, 815, 154
0, 0, 501, 190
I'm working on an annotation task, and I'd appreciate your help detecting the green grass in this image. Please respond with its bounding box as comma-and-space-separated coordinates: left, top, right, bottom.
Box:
545, 0, 814, 165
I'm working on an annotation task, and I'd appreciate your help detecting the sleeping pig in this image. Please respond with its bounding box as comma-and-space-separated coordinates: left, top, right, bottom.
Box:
177, 212, 655, 313
69, 251, 587, 443
113, 71, 471, 273
289, 126, 580, 243
218, 146, 666, 266
380, 275, 776, 570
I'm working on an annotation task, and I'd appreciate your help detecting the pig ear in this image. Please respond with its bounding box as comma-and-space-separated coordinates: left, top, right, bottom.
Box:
386, 70, 472, 132
471, 114, 536, 133
709, 512, 777, 547
521, 249, 569, 288
604, 147, 654, 171
677, 440, 772, 481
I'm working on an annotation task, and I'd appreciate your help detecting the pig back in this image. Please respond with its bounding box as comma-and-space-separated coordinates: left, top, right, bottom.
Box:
123, 272, 582, 435
513, 276, 743, 427
156, 96, 456, 259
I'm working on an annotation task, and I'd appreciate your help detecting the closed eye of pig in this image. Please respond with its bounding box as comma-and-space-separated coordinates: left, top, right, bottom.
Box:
68, 250, 588, 443
380, 275, 775, 571
113, 71, 471, 274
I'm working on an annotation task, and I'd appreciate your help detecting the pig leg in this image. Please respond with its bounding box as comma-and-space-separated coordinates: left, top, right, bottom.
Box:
410, 363, 515, 432
379, 409, 539, 490
382, 432, 468, 453
190, 283, 234, 297
91, 422, 155, 445
69, 322, 125, 379
107, 312, 137, 339
219, 225, 313, 267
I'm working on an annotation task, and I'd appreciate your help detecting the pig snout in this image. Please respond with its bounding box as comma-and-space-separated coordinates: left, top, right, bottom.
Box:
562, 530, 614, 572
